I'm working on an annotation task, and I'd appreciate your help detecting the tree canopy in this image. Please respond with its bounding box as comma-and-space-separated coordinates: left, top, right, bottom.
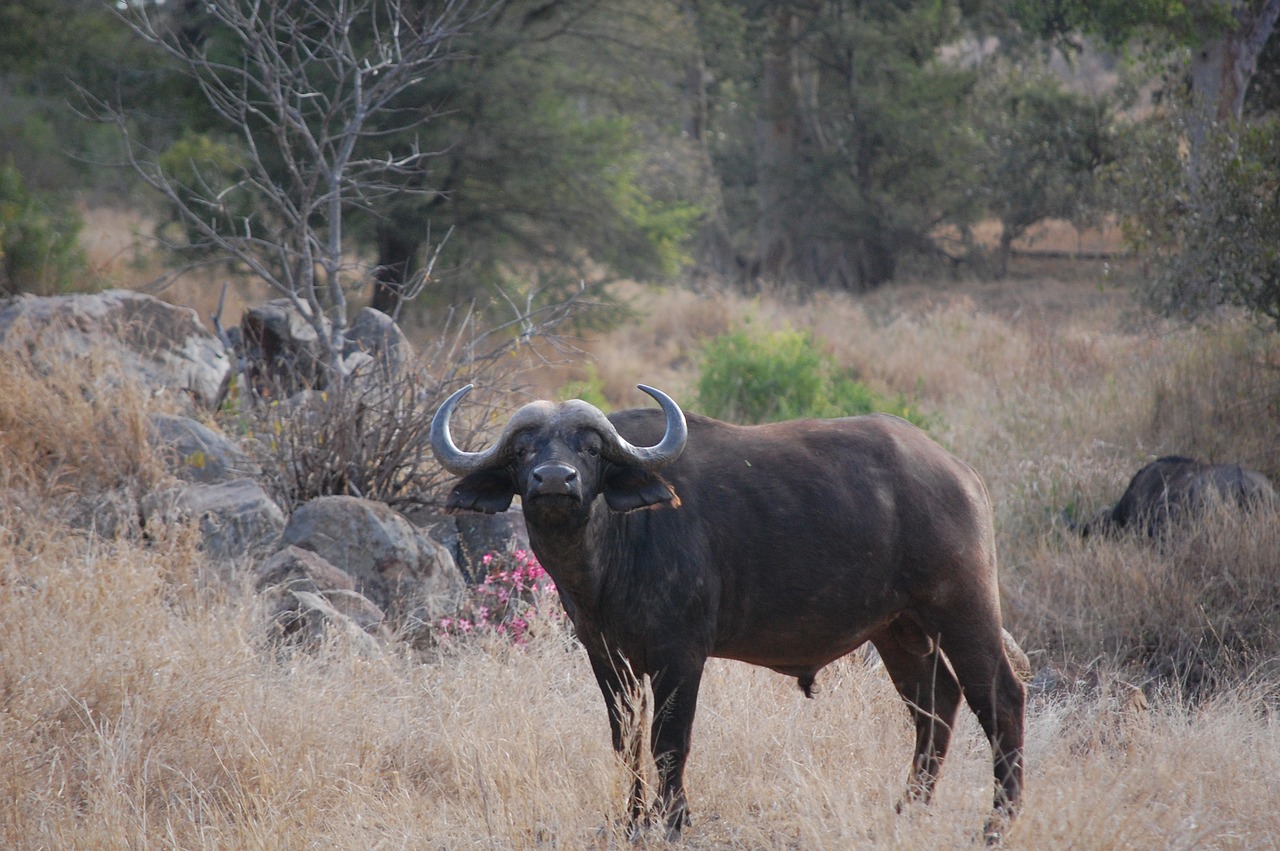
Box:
2, 0, 1280, 327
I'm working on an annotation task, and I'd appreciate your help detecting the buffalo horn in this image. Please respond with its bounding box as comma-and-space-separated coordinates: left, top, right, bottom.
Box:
430, 384, 687, 476
599, 384, 687, 468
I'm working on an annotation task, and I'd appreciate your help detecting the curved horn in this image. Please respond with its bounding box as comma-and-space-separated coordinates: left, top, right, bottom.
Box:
593, 384, 687, 469
431, 385, 557, 476
430, 385, 489, 475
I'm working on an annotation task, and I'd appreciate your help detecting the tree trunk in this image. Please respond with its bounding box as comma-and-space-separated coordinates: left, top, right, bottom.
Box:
371, 223, 421, 317
755, 4, 803, 286
681, 2, 741, 280
1187, 0, 1280, 186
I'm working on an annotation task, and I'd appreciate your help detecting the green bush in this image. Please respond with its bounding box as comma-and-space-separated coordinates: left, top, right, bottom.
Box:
0, 162, 87, 295
1115, 113, 1280, 327
695, 326, 930, 426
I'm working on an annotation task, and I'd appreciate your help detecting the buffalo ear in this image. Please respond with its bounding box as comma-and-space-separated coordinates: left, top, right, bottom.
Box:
446, 470, 516, 514
603, 466, 681, 513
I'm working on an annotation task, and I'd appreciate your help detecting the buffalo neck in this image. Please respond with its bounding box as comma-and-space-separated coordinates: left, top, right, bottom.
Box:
525, 498, 615, 615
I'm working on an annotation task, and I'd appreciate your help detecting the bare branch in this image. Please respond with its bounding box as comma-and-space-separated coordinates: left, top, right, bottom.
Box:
106, 0, 495, 379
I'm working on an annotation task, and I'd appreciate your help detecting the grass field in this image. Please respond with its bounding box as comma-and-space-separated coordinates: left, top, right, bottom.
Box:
2, 219, 1278, 848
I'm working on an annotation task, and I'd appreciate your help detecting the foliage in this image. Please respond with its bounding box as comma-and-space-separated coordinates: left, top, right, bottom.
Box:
0, 163, 88, 296
0, 0, 192, 201
373, 1, 702, 319
696, 325, 930, 426
700, 0, 985, 290
974, 68, 1116, 275
1011, 0, 1236, 48
155, 133, 257, 254
435, 550, 562, 647
99, 0, 485, 379
1115, 112, 1280, 326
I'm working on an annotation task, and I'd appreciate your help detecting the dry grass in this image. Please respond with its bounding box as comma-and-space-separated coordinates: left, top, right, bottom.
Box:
7, 232, 1280, 846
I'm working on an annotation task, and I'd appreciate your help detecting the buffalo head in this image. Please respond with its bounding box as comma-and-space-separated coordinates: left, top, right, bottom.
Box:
431, 384, 687, 526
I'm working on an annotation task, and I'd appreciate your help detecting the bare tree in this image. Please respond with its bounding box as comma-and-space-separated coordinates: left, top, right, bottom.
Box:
91, 0, 490, 379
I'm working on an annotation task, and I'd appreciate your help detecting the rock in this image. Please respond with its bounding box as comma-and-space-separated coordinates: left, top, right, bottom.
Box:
0, 290, 230, 407
237, 302, 414, 399
345, 307, 414, 381
406, 506, 530, 583
239, 299, 328, 398
145, 478, 285, 562
147, 412, 260, 484
281, 496, 464, 632
254, 545, 388, 648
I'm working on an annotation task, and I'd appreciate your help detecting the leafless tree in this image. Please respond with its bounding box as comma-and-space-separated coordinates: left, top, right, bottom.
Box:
90, 0, 494, 378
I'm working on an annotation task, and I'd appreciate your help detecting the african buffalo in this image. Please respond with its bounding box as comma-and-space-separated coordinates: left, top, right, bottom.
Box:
1080, 456, 1276, 539
431, 385, 1025, 840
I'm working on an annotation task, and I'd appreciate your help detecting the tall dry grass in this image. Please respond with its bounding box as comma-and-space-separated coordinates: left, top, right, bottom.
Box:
4, 266, 1280, 847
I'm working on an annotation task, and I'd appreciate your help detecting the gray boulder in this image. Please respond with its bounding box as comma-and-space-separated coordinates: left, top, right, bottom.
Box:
0, 290, 230, 407
254, 545, 388, 649
238, 302, 413, 398
346, 307, 414, 381
145, 478, 285, 562
407, 506, 531, 584
147, 412, 261, 484
239, 299, 328, 397
281, 496, 464, 633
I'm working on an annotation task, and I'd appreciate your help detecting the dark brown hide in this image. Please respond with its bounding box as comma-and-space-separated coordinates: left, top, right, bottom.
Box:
1082, 456, 1276, 539
432, 388, 1025, 840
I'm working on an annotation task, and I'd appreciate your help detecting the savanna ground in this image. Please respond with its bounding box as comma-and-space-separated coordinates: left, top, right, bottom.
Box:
2, 211, 1279, 848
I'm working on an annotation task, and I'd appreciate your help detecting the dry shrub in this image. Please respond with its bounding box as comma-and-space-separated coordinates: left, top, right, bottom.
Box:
0, 351, 169, 535
1009, 497, 1280, 695
1145, 322, 1280, 478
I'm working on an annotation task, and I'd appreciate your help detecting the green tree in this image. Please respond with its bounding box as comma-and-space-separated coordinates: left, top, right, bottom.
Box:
355, 0, 702, 317
691, 0, 985, 292
1118, 112, 1280, 324
1015, 0, 1280, 188
0, 0, 189, 200
975, 68, 1115, 276
0, 163, 87, 296
118, 0, 699, 326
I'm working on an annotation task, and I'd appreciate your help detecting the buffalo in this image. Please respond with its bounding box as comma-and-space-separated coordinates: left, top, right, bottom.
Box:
1079, 456, 1276, 539
431, 385, 1025, 840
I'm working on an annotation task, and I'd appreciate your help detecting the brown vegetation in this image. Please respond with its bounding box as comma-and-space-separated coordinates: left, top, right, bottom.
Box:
4, 232, 1280, 845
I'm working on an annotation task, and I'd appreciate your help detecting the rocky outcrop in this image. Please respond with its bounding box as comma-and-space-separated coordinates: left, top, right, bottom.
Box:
0, 290, 230, 407
281, 495, 464, 636
144, 478, 286, 563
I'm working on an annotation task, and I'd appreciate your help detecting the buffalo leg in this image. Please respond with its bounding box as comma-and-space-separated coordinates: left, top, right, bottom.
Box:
589, 654, 648, 828
932, 616, 1026, 831
872, 630, 963, 807
649, 662, 705, 840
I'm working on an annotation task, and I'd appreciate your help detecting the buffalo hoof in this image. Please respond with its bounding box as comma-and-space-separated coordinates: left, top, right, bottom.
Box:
983, 813, 1012, 846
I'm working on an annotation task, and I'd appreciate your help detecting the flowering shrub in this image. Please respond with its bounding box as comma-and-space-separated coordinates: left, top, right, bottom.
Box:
436, 550, 561, 646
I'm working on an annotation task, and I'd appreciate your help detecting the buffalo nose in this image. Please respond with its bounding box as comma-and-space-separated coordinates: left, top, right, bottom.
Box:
531, 462, 579, 495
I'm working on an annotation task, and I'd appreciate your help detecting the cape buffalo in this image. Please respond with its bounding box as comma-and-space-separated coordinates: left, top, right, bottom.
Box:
431, 385, 1025, 840
1080, 456, 1276, 539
